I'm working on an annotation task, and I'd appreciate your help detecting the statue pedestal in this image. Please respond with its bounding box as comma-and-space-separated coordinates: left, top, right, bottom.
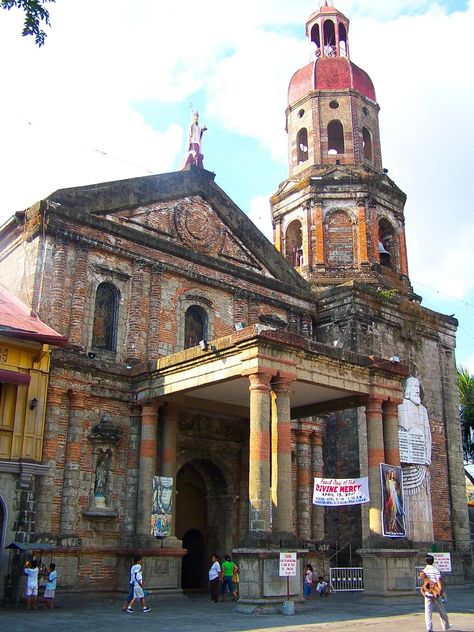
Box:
232, 548, 307, 614
357, 547, 418, 599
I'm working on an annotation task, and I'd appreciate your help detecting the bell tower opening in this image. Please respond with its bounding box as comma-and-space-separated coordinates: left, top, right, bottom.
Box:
285, 220, 304, 268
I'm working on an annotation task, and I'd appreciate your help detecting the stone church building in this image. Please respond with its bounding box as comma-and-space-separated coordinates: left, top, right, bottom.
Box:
0, 2, 470, 606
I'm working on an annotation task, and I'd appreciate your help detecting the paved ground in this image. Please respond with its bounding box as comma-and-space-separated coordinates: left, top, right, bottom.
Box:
1, 585, 473, 632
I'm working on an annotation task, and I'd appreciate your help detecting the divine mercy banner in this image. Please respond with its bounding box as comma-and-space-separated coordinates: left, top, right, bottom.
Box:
151, 475, 173, 537
380, 464, 406, 538
313, 477, 370, 506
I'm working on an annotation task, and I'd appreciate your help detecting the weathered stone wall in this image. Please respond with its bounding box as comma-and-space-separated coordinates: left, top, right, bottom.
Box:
315, 283, 470, 561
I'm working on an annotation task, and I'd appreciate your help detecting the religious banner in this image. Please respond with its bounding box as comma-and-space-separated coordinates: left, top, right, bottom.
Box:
380, 464, 406, 538
151, 475, 173, 537
313, 477, 370, 506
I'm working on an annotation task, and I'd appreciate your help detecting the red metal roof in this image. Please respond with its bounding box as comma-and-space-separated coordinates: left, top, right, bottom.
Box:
0, 285, 68, 346
288, 57, 376, 105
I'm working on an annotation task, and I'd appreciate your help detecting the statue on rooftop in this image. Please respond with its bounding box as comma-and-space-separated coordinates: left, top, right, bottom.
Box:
181, 110, 207, 170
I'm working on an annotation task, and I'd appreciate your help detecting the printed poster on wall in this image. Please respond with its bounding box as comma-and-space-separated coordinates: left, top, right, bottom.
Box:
151, 475, 173, 537
313, 477, 370, 506
380, 464, 406, 538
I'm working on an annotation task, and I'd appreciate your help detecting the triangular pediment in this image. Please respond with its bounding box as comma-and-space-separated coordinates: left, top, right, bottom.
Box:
103, 195, 270, 275
46, 169, 310, 293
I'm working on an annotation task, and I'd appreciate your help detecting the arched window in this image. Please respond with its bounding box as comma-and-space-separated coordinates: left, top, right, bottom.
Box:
328, 120, 345, 155
296, 128, 309, 164
311, 23, 321, 55
323, 20, 336, 56
325, 211, 354, 267
339, 23, 348, 57
285, 219, 303, 267
184, 306, 208, 349
92, 283, 120, 351
378, 218, 397, 270
362, 127, 373, 162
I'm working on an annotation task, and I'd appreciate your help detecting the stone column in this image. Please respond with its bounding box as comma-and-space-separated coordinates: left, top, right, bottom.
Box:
59, 390, 87, 536
146, 266, 163, 358
383, 400, 401, 466
357, 202, 369, 264
271, 376, 294, 536
127, 259, 146, 362
247, 372, 273, 534
136, 400, 159, 537
162, 403, 179, 537
296, 426, 312, 540
365, 396, 385, 538
68, 242, 89, 348
36, 385, 65, 535
311, 421, 326, 540
313, 204, 325, 266
49, 237, 69, 333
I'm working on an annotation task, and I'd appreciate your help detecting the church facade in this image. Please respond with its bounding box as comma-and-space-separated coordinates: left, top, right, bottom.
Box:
0, 2, 470, 605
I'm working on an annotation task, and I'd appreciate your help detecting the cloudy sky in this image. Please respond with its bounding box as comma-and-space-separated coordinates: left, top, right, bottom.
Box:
1, 0, 473, 370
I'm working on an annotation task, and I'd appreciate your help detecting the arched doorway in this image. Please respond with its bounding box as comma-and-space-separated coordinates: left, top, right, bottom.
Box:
181, 529, 204, 589
176, 459, 229, 591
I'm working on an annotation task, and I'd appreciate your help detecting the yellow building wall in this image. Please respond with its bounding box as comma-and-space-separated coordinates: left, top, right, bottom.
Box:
0, 338, 50, 462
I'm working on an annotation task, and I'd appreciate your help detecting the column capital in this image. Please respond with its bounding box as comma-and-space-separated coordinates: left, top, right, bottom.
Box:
271, 372, 296, 393
311, 431, 323, 447
365, 395, 386, 416
383, 399, 401, 415
296, 428, 312, 443
68, 389, 87, 409
140, 399, 163, 413
246, 370, 275, 392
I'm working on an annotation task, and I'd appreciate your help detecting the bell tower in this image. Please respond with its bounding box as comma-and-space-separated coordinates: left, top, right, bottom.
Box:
271, 1, 412, 293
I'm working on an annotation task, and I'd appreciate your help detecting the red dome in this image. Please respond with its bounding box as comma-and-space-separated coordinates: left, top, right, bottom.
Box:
288, 57, 376, 105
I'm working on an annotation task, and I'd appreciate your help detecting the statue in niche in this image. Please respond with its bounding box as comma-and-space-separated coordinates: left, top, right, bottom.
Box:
94, 449, 112, 509
398, 376, 434, 542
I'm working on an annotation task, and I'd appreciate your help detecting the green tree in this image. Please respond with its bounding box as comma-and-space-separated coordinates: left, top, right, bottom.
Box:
458, 366, 474, 462
1, 0, 55, 46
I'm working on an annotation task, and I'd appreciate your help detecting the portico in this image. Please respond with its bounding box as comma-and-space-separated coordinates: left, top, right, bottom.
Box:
129, 324, 409, 605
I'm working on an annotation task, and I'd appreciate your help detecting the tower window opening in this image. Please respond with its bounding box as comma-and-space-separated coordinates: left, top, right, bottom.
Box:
296, 128, 309, 164
362, 127, 373, 162
329, 100, 339, 110
328, 120, 345, 155
323, 19, 336, 56
92, 282, 120, 351
311, 23, 321, 57
298, 108, 305, 118
378, 218, 397, 270
285, 219, 303, 268
184, 305, 208, 349
339, 23, 348, 57
362, 106, 369, 116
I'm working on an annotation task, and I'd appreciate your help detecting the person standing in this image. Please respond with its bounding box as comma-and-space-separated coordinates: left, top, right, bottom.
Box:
420, 554, 450, 632
208, 553, 221, 603
44, 563, 57, 609
221, 554, 238, 601
126, 556, 151, 614
303, 564, 314, 599
24, 560, 39, 610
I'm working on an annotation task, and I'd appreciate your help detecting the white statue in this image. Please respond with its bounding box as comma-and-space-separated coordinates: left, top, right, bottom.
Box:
398, 376, 434, 542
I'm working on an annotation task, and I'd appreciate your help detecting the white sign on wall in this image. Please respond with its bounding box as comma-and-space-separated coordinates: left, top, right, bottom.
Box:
279, 552, 297, 577
432, 553, 452, 573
